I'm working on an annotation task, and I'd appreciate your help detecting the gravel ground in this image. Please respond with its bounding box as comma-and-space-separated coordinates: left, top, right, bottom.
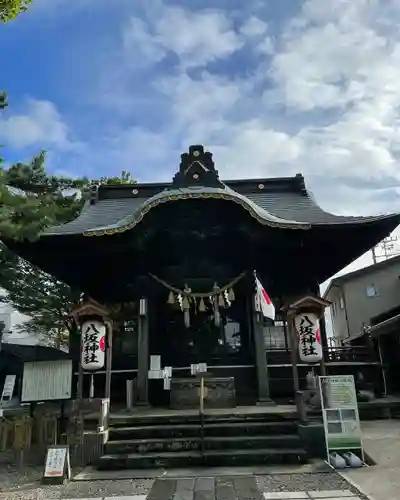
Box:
256, 473, 369, 500
0, 460, 368, 500
0, 457, 153, 500
62, 478, 154, 498
0, 477, 153, 500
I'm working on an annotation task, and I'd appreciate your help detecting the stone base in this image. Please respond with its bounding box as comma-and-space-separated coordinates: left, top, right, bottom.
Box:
135, 401, 150, 408
256, 398, 276, 407
169, 377, 236, 409
297, 421, 326, 458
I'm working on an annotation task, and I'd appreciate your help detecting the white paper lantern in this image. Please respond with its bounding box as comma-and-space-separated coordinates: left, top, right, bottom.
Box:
81, 320, 106, 371
294, 312, 323, 363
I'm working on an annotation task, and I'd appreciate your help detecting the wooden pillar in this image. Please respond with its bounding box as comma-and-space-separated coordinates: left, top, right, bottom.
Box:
287, 313, 300, 395
319, 312, 329, 353
251, 291, 274, 405
105, 320, 113, 401
136, 298, 149, 406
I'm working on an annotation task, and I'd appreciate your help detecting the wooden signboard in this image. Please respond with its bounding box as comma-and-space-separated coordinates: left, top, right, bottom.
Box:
42, 445, 71, 484
22, 360, 72, 403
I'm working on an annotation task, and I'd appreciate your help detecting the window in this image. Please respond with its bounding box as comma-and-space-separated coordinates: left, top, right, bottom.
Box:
223, 317, 242, 352
120, 319, 138, 355
263, 324, 287, 350
366, 284, 378, 297
339, 296, 344, 309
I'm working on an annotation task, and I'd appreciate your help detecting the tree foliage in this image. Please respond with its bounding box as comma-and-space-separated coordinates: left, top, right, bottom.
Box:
0, 154, 87, 347
0, 0, 32, 22
0, 151, 89, 241
0, 115, 136, 347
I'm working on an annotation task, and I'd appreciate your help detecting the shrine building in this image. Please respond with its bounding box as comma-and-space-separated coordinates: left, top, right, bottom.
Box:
6, 145, 400, 409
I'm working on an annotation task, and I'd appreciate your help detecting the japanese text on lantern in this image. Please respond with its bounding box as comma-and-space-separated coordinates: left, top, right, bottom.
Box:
294, 312, 322, 363
81, 320, 106, 370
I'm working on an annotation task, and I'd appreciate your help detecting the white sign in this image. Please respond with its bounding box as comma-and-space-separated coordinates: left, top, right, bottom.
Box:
191, 362, 207, 375
163, 366, 172, 378
319, 375, 364, 462
81, 320, 106, 371
150, 355, 161, 371
148, 370, 162, 379
1, 375, 16, 402
42, 445, 70, 484
44, 446, 67, 477
294, 312, 323, 363
148, 365, 172, 390
21, 360, 72, 403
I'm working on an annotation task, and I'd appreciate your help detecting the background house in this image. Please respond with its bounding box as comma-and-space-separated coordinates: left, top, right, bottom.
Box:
323, 255, 400, 344
0, 292, 38, 346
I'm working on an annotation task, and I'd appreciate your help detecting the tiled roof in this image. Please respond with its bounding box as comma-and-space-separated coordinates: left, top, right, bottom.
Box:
42, 176, 399, 236
1, 343, 70, 362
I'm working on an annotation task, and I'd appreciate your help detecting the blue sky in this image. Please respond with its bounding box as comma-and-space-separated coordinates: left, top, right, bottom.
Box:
3, 0, 400, 338
1, 0, 400, 230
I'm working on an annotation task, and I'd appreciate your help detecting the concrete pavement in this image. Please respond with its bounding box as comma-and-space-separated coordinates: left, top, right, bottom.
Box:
340, 420, 400, 500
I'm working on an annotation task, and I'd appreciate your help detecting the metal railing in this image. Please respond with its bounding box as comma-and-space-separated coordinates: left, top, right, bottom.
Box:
324, 346, 377, 363
266, 346, 377, 365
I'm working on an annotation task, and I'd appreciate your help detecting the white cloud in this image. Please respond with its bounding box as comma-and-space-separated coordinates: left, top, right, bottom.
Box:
114, 0, 400, 215
7, 0, 400, 226
122, 6, 244, 69
240, 16, 269, 37
5, 0, 400, 340
0, 99, 72, 150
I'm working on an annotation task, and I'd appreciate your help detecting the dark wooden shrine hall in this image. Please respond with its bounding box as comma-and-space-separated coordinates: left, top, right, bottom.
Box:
6, 144, 400, 303
4, 144, 400, 406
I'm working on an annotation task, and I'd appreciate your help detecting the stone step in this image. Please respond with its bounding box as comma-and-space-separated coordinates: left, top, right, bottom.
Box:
205, 434, 302, 449
108, 412, 297, 428
97, 447, 308, 470
108, 420, 297, 440
105, 434, 301, 454
109, 423, 200, 440
205, 421, 297, 436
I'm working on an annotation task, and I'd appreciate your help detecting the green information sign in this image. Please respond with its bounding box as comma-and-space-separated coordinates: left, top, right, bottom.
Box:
319, 375, 364, 457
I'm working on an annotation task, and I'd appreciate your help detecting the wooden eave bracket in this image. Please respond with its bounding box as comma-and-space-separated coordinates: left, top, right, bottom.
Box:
70, 298, 110, 320
283, 294, 331, 317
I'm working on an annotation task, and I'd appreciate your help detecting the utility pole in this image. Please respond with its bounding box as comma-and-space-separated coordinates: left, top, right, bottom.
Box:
371, 246, 377, 264
0, 321, 5, 353
381, 236, 399, 259
371, 235, 400, 263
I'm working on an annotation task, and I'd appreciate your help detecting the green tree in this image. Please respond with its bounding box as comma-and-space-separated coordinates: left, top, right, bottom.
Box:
0, 148, 136, 348
0, 0, 32, 22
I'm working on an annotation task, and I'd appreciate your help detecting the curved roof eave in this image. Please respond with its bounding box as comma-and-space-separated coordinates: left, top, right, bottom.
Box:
81, 185, 311, 237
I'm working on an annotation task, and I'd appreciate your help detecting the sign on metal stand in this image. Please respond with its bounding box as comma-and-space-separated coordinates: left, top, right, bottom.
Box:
319, 375, 364, 466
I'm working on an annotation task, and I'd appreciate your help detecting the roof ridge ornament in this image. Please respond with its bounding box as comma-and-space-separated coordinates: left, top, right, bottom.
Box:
171, 145, 225, 189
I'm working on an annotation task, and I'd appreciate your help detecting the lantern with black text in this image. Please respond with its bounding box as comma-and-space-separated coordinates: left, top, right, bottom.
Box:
81, 320, 106, 370
294, 312, 322, 363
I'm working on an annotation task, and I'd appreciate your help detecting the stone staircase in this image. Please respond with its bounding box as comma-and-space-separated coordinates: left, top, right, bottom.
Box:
97, 411, 308, 470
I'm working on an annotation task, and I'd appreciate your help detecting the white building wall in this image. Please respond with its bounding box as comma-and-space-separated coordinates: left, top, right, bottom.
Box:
0, 290, 39, 345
